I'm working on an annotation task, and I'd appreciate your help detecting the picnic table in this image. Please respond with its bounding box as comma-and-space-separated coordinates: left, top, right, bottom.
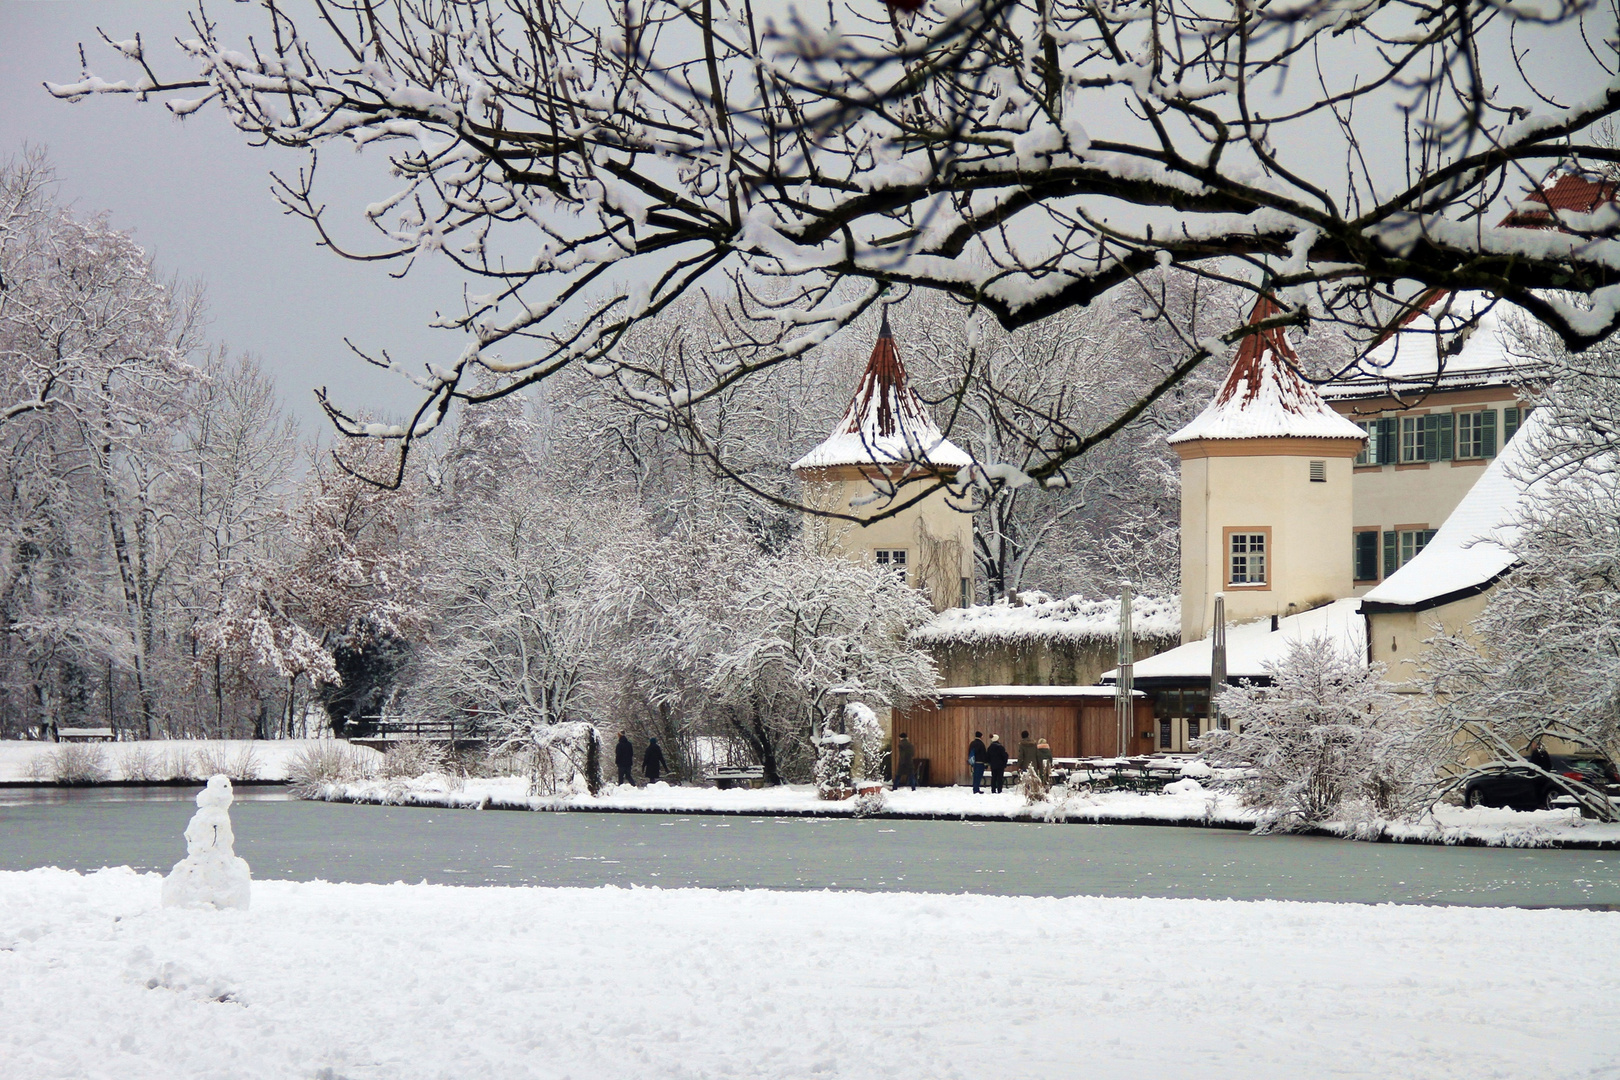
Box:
55, 727, 116, 743
1051, 756, 1185, 793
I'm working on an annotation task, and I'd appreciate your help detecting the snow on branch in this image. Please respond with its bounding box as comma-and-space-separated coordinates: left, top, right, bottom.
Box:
46, 0, 1620, 505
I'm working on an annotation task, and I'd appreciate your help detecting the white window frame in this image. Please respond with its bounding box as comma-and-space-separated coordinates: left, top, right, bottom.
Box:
874, 548, 908, 585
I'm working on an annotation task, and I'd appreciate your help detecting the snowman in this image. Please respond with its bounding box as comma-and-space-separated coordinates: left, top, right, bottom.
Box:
162, 774, 252, 910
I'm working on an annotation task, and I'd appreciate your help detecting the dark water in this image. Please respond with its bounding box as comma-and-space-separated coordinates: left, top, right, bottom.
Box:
1, 786, 1616, 907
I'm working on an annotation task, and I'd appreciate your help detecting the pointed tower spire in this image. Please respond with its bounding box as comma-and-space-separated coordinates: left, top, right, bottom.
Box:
791, 313, 971, 472
1168, 296, 1367, 444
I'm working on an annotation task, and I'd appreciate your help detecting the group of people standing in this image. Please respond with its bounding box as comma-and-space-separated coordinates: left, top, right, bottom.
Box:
614, 733, 666, 786
967, 731, 1050, 794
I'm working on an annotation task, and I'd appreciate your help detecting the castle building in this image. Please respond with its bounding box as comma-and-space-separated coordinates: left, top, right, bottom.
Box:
1167, 296, 1368, 644
792, 312, 975, 612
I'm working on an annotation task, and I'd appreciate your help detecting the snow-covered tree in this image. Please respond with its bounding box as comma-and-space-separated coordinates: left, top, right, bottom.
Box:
51, 1, 1620, 511
1198, 636, 1422, 831
409, 483, 634, 791
707, 550, 938, 784
1422, 349, 1620, 821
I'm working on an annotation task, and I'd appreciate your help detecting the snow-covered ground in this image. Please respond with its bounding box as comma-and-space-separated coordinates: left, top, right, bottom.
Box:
0, 739, 380, 784
316, 774, 1620, 848
3, 865, 1617, 1079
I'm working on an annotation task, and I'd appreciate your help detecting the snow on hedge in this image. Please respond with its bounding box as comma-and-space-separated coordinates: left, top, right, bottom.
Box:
6, 866, 1620, 1079
910, 592, 1180, 650
0, 740, 381, 784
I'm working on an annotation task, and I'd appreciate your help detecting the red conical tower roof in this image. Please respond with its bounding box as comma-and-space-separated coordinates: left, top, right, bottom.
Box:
792, 311, 972, 471
1169, 296, 1367, 444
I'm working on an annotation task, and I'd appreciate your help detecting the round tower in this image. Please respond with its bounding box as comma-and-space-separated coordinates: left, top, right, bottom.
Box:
1168, 298, 1367, 643
792, 313, 975, 612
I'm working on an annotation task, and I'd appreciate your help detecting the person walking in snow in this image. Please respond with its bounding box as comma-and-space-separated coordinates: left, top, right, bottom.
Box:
985, 734, 1010, 794
615, 733, 635, 786
1035, 737, 1053, 785
892, 733, 918, 791
643, 737, 667, 783
968, 731, 988, 794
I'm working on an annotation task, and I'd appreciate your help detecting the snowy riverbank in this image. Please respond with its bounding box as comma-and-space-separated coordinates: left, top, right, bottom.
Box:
311, 774, 1620, 849
0, 740, 380, 785
4, 865, 1618, 1079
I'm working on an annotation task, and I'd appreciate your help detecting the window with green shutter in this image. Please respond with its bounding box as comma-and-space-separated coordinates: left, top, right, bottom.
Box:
1503, 407, 1520, 442
1354, 531, 1379, 582
1456, 410, 1499, 459
1377, 418, 1398, 464
1383, 530, 1396, 577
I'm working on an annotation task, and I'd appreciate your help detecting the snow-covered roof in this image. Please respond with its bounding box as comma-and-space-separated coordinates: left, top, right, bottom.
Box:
1360, 407, 1548, 610
936, 685, 1141, 698
1168, 297, 1368, 444
1102, 597, 1367, 683
911, 592, 1181, 649
1500, 168, 1617, 228
1321, 290, 1542, 401
792, 313, 972, 472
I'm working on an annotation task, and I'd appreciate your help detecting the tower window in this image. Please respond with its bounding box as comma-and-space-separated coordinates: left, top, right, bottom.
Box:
1309, 460, 1326, 482
1226, 529, 1269, 588
874, 548, 907, 585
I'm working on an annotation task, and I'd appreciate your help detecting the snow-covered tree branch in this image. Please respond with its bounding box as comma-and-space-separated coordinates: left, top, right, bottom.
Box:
47, 0, 1620, 505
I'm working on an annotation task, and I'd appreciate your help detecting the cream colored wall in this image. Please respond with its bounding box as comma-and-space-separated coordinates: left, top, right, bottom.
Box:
1181, 453, 1355, 642
1366, 591, 1490, 692
799, 475, 974, 612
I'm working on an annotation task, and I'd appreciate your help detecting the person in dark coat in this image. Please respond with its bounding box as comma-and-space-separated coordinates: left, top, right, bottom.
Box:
643, 737, 667, 783
985, 734, 1010, 794
892, 733, 918, 791
615, 733, 635, 786
1528, 740, 1553, 770
1016, 730, 1038, 775
968, 731, 988, 794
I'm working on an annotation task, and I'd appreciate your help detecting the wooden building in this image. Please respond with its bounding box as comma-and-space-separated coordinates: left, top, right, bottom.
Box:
893, 686, 1154, 786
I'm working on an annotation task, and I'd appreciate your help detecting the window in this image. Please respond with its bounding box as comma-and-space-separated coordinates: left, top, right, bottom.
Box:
1354, 530, 1380, 582
1401, 414, 1454, 463
1309, 460, 1326, 483
1227, 530, 1268, 587
1354, 418, 1398, 465
1159, 719, 1172, 749
874, 549, 907, 584
1383, 528, 1437, 573
960, 576, 970, 609
1455, 410, 1498, 459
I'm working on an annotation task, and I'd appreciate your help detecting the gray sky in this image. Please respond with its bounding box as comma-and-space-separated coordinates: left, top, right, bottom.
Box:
0, 1, 460, 431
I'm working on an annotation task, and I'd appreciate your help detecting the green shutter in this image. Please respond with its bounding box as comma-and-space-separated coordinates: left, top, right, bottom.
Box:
1481, 409, 1497, 457
1437, 413, 1453, 460
1383, 530, 1397, 576
1503, 407, 1520, 442
1378, 418, 1398, 464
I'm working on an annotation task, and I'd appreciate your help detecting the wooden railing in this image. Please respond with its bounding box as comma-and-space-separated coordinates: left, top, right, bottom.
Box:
355, 717, 481, 742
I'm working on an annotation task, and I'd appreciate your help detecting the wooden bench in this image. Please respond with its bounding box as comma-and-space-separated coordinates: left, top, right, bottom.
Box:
711, 766, 767, 790
55, 727, 116, 743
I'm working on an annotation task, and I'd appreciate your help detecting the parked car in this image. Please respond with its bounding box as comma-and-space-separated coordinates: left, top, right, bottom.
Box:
1463, 753, 1620, 811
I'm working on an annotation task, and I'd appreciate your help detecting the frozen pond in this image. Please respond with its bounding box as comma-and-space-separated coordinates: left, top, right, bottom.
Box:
2, 786, 1616, 907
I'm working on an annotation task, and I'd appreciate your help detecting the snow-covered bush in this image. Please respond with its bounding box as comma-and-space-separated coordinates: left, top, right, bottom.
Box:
190, 743, 262, 782
115, 744, 162, 782
1198, 635, 1420, 831
40, 743, 109, 785
287, 743, 376, 796
381, 739, 452, 780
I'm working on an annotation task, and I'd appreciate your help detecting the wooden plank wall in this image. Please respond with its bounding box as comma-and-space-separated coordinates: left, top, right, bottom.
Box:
894, 697, 1158, 785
